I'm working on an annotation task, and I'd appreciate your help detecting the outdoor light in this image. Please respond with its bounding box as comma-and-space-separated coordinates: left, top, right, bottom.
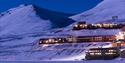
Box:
48, 39, 52, 42
90, 53, 94, 55
96, 24, 102, 27
79, 24, 83, 27
39, 41, 42, 44
55, 40, 58, 43
58, 38, 62, 40
75, 25, 78, 27
45, 40, 49, 43
116, 32, 124, 40
109, 50, 114, 52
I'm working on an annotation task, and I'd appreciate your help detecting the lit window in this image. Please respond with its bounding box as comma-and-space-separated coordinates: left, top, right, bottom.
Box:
95, 37, 102, 41
55, 40, 58, 43
80, 24, 84, 27
109, 50, 114, 52
96, 24, 102, 28
105, 53, 115, 55
90, 53, 95, 55
39, 41, 42, 43
95, 53, 101, 55
45, 40, 49, 43
74, 25, 78, 27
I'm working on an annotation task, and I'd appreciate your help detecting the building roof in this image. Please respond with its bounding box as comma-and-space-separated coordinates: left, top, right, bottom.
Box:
69, 29, 121, 36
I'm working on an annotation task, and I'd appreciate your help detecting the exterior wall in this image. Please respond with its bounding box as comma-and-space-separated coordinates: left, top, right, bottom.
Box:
75, 35, 116, 42
112, 42, 125, 47
121, 26, 125, 31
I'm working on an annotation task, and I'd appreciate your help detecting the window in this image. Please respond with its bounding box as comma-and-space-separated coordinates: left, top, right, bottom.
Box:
94, 37, 103, 41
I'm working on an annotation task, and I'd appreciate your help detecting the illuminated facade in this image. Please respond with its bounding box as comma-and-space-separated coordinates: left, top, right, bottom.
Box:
85, 47, 120, 60
73, 22, 125, 30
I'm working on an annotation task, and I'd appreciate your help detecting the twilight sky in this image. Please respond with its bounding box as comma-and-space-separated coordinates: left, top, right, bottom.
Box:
0, 0, 102, 14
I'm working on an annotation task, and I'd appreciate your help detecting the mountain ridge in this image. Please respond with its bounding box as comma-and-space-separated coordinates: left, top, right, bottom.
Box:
70, 0, 125, 23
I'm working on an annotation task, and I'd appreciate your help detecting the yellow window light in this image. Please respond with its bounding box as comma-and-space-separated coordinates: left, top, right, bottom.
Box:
90, 53, 95, 55
74, 24, 78, 27
116, 32, 124, 40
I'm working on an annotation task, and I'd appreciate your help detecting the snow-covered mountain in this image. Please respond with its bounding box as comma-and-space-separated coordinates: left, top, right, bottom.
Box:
0, 2, 124, 62
70, 0, 125, 23
0, 4, 74, 37
0, 5, 52, 36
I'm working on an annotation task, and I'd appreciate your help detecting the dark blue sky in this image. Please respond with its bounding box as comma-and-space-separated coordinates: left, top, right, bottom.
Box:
0, 0, 102, 14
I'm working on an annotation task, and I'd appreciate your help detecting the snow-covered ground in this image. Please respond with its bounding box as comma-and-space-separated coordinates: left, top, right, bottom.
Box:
0, 0, 125, 62
0, 28, 115, 61
1, 60, 125, 63
1, 58, 125, 63
0, 40, 112, 61
70, 0, 125, 23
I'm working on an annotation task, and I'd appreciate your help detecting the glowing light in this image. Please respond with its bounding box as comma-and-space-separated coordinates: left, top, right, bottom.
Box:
116, 32, 124, 40
109, 50, 114, 52
58, 39, 62, 40
74, 25, 78, 27
45, 40, 49, 43
96, 24, 102, 27
79, 24, 83, 27
39, 41, 42, 44
105, 53, 115, 55
42, 44, 49, 48
90, 53, 95, 55
48, 39, 52, 42
55, 40, 58, 42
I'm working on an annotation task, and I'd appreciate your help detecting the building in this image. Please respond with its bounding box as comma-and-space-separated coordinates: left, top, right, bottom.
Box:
85, 47, 120, 60
69, 29, 123, 43
72, 22, 125, 30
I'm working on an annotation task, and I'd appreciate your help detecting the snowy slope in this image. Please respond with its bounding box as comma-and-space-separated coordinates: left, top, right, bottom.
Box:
0, 4, 52, 37
0, 36, 111, 61
70, 0, 125, 23
0, 2, 124, 62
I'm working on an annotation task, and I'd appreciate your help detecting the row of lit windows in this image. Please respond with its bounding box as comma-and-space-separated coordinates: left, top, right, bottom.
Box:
39, 36, 115, 44
88, 50, 117, 53
89, 52, 117, 55
76, 37, 113, 41
74, 23, 122, 29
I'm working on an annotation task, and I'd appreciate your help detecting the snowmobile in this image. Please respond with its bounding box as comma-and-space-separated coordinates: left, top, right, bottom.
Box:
85, 47, 120, 60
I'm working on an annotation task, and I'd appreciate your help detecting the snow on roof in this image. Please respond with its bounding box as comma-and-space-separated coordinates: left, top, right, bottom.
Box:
40, 34, 71, 39
96, 19, 125, 24
68, 29, 121, 36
